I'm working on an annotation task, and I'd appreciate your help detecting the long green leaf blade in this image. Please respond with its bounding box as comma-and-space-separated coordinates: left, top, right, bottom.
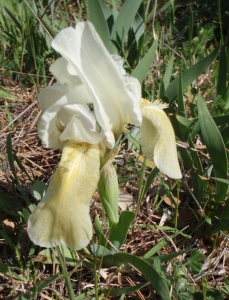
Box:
114, 253, 170, 300
141, 167, 159, 199
163, 47, 219, 103
111, 0, 142, 45
0, 87, 16, 100
131, 38, 158, 84
4, 6, 22, 31
197, 92, 228, 202
108, 211, 135, 253
178, 68, 185, 117
88, 0, 115, 53
6, 134, 18, 182
188, 135, 207, 200
217, 45, 227, 97
158, 54, 174, 98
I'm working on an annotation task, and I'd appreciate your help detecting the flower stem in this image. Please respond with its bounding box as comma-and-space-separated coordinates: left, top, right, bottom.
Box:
136, 156, 147, 214
57, 246, 75, 300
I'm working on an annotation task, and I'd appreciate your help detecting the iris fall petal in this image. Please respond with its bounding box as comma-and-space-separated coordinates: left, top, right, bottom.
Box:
27, 141, 100, 250
140, 99, 182, 179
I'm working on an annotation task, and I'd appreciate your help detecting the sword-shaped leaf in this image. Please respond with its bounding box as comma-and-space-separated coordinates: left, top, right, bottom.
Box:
163, 47, 219, 103
197, 92, 228, 202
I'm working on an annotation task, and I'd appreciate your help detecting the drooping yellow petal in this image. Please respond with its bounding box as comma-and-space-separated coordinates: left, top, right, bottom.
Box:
28, 141, 100, 250
140, 99, 182, 179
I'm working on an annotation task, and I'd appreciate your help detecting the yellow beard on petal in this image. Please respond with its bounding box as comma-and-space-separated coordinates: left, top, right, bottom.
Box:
28, 141, 100, 250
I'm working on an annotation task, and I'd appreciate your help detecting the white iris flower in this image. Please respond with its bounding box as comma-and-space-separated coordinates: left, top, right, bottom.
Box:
28, 22, 181, 250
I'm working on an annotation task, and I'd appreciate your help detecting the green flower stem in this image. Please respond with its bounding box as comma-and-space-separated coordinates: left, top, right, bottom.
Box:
57, 246, 75, 300
136, 156, 147, 214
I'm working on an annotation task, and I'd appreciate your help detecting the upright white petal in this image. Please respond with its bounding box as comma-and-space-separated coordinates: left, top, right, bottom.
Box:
111, 55, 126, 75
38, 82, 69, 111
51, 22, 142, 149
38, 75, 93, 115
50, 57, 82, 89
140, 99, 182, 179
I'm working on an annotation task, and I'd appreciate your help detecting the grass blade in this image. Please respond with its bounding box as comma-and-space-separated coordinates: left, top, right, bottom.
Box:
188, 135, 208, 200
217, 45, 227, 97
163, 47, 219, 103
197, 92, 228, 202
56, 246, 75, 299
177, 68, 185, 117
88, 0, 115, 53
141, 167, 159, 200
108, 211, 135, 253
111, 0, 142, 46
158, 54, 174, 98
0, 87, 16, 100
6, 134, 18, 182
188, 7, 194, 64
131, 38, 158, 84
4, 6, 22, 31
113, 253, 171, 300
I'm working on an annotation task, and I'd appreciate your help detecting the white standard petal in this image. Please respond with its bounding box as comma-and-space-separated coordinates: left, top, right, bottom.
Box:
111, 55, 126, 75
50, 57, 82, 89
38, 82, 69, 111
51, 21, 142, 149
140, 99, 182, 179
38, 71, 92, 114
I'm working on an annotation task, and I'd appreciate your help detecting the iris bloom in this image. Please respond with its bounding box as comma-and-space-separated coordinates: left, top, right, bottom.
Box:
28, 21, 181, 250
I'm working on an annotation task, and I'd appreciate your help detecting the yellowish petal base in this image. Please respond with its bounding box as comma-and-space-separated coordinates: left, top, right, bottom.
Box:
28, 141, 100, 250
141, 99, 182, 179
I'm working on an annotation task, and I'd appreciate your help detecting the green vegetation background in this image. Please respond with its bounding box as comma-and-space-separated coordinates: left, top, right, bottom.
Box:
0, 0, 229, 299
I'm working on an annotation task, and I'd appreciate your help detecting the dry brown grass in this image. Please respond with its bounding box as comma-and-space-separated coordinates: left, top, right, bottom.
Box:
0, 85, 61, 188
